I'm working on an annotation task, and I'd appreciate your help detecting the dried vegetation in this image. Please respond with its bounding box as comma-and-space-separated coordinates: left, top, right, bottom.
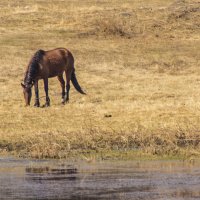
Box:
0, 0, 200, 159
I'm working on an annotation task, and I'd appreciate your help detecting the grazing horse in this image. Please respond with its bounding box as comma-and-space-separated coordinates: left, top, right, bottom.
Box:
21, 48, 86, 107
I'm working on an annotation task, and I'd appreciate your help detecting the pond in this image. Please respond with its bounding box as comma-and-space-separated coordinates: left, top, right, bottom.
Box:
0, 157, 200, 200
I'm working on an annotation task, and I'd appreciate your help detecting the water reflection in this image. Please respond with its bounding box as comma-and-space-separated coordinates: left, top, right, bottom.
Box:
0, 158, 200, 200
26, 166, 78, 175
26, 166, 78, 182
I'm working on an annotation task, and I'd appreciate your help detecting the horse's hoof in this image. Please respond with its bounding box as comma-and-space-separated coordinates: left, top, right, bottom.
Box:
42, 105, 49, 108
42, 103, 50, 107
63, 95, 69, 102
34, 104, 40, 107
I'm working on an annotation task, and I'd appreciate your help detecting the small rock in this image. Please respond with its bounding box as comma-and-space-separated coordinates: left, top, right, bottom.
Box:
104, 114, 112, 118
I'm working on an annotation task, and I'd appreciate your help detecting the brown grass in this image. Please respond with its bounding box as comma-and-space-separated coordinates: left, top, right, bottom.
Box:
0, 0, 200, 159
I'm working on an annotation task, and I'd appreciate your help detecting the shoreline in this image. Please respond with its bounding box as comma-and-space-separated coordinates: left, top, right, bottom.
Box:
0, 129, 199, 160
0, 149, 199, 161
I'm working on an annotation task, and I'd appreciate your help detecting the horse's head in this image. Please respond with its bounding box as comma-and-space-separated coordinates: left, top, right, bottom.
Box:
21, 83, 33, 106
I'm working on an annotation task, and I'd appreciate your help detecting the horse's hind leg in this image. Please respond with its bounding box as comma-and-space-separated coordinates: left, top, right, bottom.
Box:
57, 74, 65, 104
64, 70, 72, 103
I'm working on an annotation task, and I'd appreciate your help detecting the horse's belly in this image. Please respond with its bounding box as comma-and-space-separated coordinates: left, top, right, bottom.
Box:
48, 65, 65, 77
48, 74, 60, 78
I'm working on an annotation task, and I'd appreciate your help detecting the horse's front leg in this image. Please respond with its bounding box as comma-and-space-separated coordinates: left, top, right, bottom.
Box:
34, 80, 40, 107
43, 78, 50, 107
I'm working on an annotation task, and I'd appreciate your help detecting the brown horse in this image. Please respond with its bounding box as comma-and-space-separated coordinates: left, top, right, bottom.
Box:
21, 48, 86, 107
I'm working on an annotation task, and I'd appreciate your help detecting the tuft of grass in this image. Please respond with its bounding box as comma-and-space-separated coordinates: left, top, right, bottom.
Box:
94, 13, 141, 38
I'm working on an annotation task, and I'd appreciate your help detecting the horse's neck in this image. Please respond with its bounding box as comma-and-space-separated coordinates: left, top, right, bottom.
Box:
25, 65, 35, 84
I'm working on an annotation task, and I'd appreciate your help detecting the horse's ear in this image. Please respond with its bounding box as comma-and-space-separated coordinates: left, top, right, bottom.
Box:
21, 83, 25, 88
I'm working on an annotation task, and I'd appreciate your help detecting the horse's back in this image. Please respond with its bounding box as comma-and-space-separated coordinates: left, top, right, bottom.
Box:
44, 48, 72, 58
39, 48, 74, 78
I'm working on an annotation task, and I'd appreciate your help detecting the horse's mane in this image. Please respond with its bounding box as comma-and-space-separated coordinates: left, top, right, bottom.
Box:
24, 49, 45, 85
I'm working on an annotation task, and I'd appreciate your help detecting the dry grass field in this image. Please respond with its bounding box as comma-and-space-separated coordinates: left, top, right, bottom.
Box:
0, 0, 200, 159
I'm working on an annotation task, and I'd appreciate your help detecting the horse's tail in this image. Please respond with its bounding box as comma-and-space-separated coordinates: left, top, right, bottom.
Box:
71, 70, 86, 95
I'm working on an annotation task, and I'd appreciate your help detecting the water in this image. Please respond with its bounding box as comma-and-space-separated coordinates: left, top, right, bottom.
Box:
0, 158, 200, 200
